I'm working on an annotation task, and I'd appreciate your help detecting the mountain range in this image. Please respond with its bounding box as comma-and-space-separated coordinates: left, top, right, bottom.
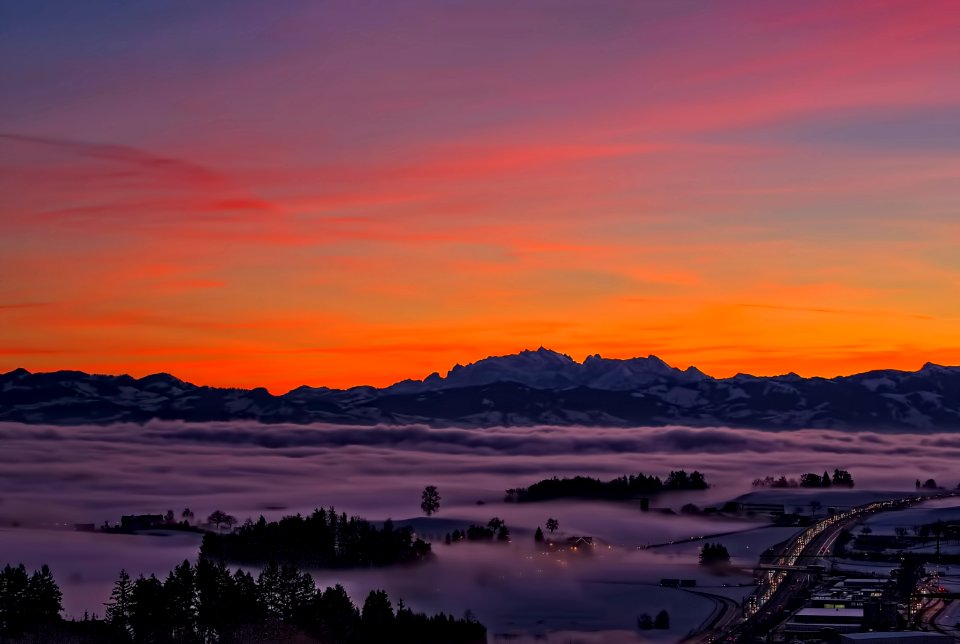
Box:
3, 348, 960, 430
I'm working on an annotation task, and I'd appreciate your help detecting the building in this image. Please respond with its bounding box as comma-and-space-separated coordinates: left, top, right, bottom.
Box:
547, 535, 596, 554
862, 599, 900, 631
784, 607, 864, 638
808, 579, 886, 610
810, 592, 863, 609
840, 633, 952, 644
841, 579, 887, 590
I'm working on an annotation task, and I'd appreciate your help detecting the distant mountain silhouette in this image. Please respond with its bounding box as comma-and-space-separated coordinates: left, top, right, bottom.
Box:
3, 348, 960, 430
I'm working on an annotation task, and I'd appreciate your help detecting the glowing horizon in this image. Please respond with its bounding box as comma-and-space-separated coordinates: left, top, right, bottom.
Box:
3, 1, 960, 392
4, 347, 958, 396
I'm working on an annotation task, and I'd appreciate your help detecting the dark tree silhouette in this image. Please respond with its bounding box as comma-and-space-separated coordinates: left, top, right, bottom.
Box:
637, 613, 653, 630
165, 559, 197, 640
362, 590, 394, 640
194, 558, 237, 638
313, 584, 360, 642
0, 564, 31, 635
258, 562, 315, 623
832, 469, 854, 487
892, 556, 926, 603
26, 564, 62, 626
450, 518, 513, 543
421, 486, 441, 516
130, 574, 167, 641
699, 543, 731, 566
105, 568, 133, 636
800, 473, 823, 488
3, 559, 487, 643
546, 518, 559, 533
201, 508, 431, 568
933, 520, 947, 556
207, 510, 238, 533
534, 527, 545, 542
755, 469, 854, 488
654, 609, 670, 629
511, 471, 708, 502
0, 563, 63, 636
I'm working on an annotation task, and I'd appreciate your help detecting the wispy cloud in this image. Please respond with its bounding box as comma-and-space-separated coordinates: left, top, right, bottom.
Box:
738, 303, 936, 320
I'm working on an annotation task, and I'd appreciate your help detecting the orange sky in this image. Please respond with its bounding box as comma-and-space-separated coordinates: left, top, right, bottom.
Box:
2, 0, 960, 392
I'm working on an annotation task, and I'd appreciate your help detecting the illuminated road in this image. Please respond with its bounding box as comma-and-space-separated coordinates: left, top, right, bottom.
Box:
931, 597, 960, 638
680, 590, 740, 643
688, 492, 960, 642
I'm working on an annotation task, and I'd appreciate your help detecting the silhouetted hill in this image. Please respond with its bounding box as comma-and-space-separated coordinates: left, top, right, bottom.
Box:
3, 349, 960, 430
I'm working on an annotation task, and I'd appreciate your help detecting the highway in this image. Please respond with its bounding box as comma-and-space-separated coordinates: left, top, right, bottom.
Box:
686, 492, 958, 642
930, 596, 960, 638
918, 570, 960, 638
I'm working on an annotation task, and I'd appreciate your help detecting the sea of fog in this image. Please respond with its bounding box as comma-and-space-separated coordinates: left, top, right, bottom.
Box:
2, 421, 960, 641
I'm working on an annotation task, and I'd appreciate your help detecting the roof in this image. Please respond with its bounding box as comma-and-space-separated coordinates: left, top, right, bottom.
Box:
842, 633, 952, 641
797, 608, 864, 617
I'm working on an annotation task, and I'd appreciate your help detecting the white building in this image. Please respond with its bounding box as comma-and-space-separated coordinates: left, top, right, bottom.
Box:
841, 632, 952, 644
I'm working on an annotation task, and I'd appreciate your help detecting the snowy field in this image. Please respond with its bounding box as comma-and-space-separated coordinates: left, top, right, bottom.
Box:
861, 497, 960, 536
2, 421, 960, 640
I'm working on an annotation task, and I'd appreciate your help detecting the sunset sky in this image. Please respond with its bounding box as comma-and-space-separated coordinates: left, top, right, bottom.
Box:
2, 0, 959, 392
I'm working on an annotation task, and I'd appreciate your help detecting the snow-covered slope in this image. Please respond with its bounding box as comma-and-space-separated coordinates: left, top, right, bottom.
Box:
384, 348, 704, 394
2, 351, 960, 430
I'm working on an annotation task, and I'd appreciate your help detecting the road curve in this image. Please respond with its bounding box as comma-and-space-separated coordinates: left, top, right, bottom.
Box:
707, 492, 960, 642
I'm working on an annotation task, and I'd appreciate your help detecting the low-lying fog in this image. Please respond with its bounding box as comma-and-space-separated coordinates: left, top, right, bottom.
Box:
2, 421, 958, 640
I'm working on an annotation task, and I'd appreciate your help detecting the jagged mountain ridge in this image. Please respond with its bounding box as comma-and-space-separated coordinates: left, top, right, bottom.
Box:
2, 348, 960, 430
384, 348, 706, 394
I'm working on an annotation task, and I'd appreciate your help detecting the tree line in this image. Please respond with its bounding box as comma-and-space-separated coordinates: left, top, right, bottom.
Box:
0, 564, 62, 636
752, 468, 854, 489
505, 470, 709, 502
699, 543, 731, 566
637, 610, 670, 631
444, 518, 511, 544
0, 559, 486, 643
200, 508, 431, 568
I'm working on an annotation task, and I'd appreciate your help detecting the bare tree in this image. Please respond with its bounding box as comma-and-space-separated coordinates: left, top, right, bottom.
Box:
207, 510, 237, 533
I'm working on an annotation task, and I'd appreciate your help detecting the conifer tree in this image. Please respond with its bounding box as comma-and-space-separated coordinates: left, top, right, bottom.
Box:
105, 568, 134, 635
